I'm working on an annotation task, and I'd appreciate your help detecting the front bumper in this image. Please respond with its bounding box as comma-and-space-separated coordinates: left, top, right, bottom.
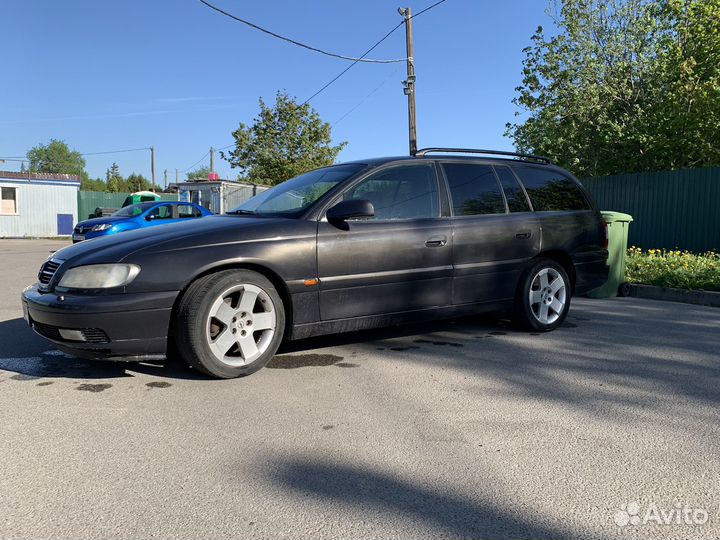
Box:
21, 284, 178, 360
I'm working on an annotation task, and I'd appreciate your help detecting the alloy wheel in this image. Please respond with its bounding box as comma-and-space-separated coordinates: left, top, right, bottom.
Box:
529, 267, 567, 325
205, 283, 277, 366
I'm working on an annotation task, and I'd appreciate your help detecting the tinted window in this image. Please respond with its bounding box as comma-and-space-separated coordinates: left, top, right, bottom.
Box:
495, 166, 530, 212
147, 205, 173, 220
113, 202, 156, 217
231, 164, 365, 217
178, 204, 202, 218
514, 166, 590, 211
344, 164, 438, 220
442, 163, 506, 216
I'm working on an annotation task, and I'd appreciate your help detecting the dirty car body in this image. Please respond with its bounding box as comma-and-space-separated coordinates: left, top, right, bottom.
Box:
22, 150, 609, 378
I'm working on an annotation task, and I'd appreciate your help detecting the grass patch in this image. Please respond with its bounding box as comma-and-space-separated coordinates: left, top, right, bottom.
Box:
626, 247, 720, 292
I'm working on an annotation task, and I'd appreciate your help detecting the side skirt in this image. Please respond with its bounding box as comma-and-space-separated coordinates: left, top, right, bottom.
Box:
289, 300, 512, 340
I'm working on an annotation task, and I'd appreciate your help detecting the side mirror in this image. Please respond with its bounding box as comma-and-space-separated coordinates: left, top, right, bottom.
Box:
145, 214, 156, 222
326, 199, 374, 229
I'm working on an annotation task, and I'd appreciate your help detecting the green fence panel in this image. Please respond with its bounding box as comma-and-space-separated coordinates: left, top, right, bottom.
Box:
581, 168, 720, 253
77, 191, 178, 221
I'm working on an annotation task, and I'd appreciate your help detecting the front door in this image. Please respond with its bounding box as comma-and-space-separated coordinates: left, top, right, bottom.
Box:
439, 161, 540, 304
317, 162, 453, 321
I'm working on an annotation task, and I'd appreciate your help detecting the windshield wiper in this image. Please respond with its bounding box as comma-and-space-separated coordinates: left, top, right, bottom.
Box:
226, 209, 257, 215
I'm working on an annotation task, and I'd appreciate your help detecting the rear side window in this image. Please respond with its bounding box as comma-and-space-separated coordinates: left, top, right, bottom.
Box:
494, 166, 530, 212
441, 163, 506, 216
178, 204, 202, 218
514, 166, 590, 211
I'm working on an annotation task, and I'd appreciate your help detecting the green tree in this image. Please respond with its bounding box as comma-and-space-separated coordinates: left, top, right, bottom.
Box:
223, 91, 347, 185
506, 0, 720, 177
80, 175, 107, 191
27, 139, 86, 177
186, 166, 211, 181
106, 163, 124, 192
126, 173, 151, 192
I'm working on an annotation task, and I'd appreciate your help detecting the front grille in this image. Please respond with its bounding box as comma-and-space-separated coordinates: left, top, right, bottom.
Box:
81, 328, 110, 343
38, 259, 61, 285
74, 225, 92, 234
32, 322, 63, 341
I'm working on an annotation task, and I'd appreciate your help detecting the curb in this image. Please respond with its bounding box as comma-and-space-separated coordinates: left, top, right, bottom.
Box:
627, 283, 720, 308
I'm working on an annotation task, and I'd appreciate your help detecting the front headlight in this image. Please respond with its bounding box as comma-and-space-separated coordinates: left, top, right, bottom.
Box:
57, 264, 140, 289
91, 223, 113, 232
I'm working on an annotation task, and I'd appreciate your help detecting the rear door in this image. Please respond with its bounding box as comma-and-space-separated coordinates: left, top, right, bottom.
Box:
316, 162, 453, 320
511, 164, 603, 292
440, 161, 540, 305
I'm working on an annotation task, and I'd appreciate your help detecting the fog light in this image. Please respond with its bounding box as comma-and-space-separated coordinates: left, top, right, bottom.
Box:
58, 329, 86, 341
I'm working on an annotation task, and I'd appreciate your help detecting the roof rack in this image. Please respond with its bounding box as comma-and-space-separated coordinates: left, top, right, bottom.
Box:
415, 147, 552, 164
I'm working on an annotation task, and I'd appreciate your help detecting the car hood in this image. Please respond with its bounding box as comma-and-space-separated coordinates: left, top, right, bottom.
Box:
77, 216, 130, 227
53, 215, 296, 266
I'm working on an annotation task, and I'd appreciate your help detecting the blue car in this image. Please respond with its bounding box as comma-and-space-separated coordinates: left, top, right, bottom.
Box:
72, 201, 212, 243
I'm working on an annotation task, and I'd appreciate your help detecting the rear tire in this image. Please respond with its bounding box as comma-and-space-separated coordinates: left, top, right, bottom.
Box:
513, 259, 571, 332
174, 270, 285, 378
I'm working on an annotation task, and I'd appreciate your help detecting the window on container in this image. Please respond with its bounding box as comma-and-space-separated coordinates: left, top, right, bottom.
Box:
514, 166, 590, 211
1, 187, 17, 214
494, 166, 530, 212
441, 162, 506, 216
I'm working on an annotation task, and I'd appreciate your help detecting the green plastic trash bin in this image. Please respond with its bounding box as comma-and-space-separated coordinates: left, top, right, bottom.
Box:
587, 211, 633, 298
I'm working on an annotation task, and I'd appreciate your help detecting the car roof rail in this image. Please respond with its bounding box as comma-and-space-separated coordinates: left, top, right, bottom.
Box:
415, 147, 552, 164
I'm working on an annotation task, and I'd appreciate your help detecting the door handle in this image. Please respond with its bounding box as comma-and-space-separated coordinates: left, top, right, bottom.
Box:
515, 231, 532, 239
425, 236, 447, 247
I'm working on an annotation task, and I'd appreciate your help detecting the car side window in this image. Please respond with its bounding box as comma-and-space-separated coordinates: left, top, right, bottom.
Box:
494, 166, 530, 212
513, 165, 591, 211
441, 162, 506, 216
343, 164, 439, 220
148, 205, 173, 220
178, 204, 201, 218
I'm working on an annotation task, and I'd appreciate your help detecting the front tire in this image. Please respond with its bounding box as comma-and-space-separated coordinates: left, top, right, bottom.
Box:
174, 270, 285, 378
514, 259, 571, 331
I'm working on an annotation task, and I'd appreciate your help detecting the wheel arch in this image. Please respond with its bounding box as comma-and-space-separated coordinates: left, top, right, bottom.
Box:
167, 262, 293, 346
532, 250, 576, 293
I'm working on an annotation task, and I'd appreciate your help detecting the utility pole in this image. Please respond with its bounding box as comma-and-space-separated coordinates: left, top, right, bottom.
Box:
163, 169, 168, 191
210, 146, 215, 173
399, 7, 417, 156
150, 146, 156, 192
175, 168, 179, 184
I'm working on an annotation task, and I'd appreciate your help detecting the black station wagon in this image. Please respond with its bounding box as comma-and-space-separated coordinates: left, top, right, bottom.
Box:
22, 148, 609, 378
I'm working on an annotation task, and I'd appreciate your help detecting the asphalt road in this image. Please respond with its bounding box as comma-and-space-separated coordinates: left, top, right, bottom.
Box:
1, 239, 719, 539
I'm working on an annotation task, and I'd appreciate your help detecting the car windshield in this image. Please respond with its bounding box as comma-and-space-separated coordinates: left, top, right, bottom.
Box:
228, 164, 366, 217
112, 202, 158, 217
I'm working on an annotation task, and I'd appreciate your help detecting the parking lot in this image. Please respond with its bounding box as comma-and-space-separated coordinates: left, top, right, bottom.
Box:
1, 239, 719, 539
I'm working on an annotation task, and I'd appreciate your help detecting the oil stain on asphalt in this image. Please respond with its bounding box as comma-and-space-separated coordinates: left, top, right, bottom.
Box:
10, 373, 40, 381
414, 339, 464, 348
76, 383, 112, 393
268, 354, 344, 369
146, 381, 172, 389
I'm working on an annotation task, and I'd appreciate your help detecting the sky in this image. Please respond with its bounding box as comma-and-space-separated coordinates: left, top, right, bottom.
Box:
0, 0, 554, 183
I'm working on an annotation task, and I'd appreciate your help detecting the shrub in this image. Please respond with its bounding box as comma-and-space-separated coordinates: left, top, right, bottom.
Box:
626, 247, 720, 292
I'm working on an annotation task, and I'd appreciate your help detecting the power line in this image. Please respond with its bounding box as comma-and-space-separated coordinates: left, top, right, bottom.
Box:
412, 0, 448, 18
80, 147, 151, 157
180, 151, 210, 173
301, 0, 448, 105
302, 21, 404, 105
332, 67, 401, 126
197, 0, 406, 64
